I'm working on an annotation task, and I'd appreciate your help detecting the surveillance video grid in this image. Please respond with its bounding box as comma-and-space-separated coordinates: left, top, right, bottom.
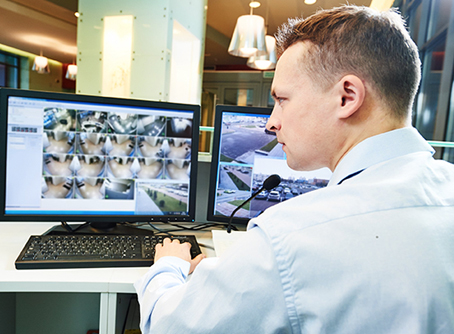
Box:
41, 107, 193, 215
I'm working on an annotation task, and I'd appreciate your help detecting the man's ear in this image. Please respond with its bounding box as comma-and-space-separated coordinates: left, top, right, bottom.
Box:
335, 74, 365, 119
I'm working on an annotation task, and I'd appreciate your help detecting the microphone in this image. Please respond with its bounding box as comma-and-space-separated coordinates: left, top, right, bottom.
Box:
226, 174, 281, 233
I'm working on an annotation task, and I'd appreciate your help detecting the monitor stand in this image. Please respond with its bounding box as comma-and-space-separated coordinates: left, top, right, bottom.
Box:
43, 222, 155, 236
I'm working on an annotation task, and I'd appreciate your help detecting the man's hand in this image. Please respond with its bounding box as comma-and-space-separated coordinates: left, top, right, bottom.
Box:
155, 238, 205, 274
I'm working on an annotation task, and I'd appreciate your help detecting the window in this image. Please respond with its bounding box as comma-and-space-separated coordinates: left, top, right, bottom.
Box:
402, 0, 454, 162
407, 0, 422, 45
224, 88, 255, 106
442, 67, 454, 162
426, 0, 452, 41
415, 39, 446, 140
0, 51, 20, 88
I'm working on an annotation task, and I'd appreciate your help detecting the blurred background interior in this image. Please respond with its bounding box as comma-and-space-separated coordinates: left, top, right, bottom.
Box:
0, 0, 453, 162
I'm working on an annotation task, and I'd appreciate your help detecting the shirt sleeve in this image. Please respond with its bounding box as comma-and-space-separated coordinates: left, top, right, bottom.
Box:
133, 226, 292, 333
134, 256, 191, 333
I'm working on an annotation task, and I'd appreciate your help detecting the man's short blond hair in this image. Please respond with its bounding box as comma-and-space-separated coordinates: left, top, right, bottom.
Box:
276, 6, 421, 119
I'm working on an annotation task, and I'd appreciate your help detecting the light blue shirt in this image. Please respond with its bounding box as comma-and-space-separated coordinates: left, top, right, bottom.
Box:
134, 127, 454, 333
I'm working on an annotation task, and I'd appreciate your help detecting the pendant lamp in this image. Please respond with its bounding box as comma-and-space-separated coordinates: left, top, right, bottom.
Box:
32, 54, 50, 74
228, 3, 267, 58
247, 35, 277, 70
66, 64, 77, 80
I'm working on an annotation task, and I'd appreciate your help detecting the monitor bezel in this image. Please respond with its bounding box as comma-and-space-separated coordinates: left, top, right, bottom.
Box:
0, 88, 200, 224
206, 104, 273, 226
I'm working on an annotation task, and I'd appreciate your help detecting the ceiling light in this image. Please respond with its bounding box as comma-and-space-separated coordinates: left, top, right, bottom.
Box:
228, 14, 267, 58
304, 0, 317, 4
32, 55, 50, 74
247, 35, 277, 70
66, 64, 77, 80
249, 1, 261, 8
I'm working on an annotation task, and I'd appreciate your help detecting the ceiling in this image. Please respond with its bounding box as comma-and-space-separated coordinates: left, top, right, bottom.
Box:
0, 0, 373, 69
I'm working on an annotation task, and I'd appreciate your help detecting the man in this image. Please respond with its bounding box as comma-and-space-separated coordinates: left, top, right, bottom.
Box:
135, 5, 454, 333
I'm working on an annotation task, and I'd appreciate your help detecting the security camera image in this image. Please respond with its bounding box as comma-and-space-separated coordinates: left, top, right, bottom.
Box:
43, 108, 76, 132
76, 133, 105, 155
137, 158, 164, 179
137, 136, 164, 158
31, 102, 193, 216
105, 134, 136, 156
75, 177, 105, 199
167, 138, 191, 159
107, 112, 138, 134
43, 153, 74, 177
217, 164, 252, 192
4, 92, 199, 222
107, 156, 137, 179
249, 165, 331, 218
76, 155, 106, 178
220, 115, 283, 164
77, 110, 107, 133
42, 176, 74, 199
137, 115, 166, 136
43, 131, 75, 154
165, 159, 190, 180
167, 117, 192, 138
104, 178, 134, 200
214, 164, 253, 218
135, 182, 188, 214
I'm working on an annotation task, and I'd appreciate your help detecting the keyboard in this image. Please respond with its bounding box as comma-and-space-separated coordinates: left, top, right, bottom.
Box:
15, 234, 202, 270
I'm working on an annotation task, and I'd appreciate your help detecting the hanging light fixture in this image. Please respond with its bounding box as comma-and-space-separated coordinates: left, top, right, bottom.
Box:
66, 63, 77, 80
247, 35, 277, 70
32, 51, 50, 74
228, 1, 267, 58
247, 1, 276, 70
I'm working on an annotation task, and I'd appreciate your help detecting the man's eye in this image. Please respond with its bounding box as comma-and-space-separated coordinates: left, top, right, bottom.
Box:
271, 93, 285, 105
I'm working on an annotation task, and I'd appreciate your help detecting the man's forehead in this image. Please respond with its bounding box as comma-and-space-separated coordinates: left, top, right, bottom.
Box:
272, 43, 307, 88
282, 41, 310, 57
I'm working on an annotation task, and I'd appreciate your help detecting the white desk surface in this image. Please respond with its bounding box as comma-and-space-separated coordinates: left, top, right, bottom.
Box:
0, 222, 215, 294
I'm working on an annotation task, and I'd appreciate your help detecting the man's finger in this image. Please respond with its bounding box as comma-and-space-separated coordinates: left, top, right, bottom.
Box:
162, 237, 173, 245
189, 253, 206, 274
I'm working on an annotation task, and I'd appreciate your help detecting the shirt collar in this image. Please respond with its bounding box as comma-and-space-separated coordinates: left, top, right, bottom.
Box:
328, 127, 435, 186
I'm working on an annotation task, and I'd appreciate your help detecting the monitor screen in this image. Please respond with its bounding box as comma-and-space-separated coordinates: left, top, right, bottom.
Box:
207, 105, 332, 225
0, 88, 199, 224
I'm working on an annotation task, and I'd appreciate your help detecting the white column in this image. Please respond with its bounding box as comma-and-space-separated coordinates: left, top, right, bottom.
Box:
77, 0, 206, 104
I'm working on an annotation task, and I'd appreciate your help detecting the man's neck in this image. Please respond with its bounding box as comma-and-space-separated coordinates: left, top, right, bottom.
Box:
331, 111, 407, 171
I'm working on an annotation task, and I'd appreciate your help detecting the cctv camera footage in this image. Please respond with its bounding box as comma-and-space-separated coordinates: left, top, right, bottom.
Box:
5, 96, 195, 217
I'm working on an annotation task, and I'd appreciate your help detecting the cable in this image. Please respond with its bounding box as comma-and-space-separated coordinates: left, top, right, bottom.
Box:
123, 220, 243, 234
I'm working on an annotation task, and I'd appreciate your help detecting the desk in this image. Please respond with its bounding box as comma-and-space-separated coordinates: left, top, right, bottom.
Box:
0, 222, 215, 334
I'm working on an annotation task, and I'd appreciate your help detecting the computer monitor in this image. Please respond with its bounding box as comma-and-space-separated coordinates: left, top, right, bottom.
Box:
0, 88, 199, 233
207, 105, 332, 226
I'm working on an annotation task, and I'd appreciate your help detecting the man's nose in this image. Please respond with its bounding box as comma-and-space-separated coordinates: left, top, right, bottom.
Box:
266, 108, 280, 132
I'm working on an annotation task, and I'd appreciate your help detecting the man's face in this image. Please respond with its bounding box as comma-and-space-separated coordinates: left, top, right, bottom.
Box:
266, 42, 339, 171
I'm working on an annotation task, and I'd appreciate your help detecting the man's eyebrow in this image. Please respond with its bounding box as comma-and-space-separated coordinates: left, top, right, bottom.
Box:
270, 90, 277, 100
